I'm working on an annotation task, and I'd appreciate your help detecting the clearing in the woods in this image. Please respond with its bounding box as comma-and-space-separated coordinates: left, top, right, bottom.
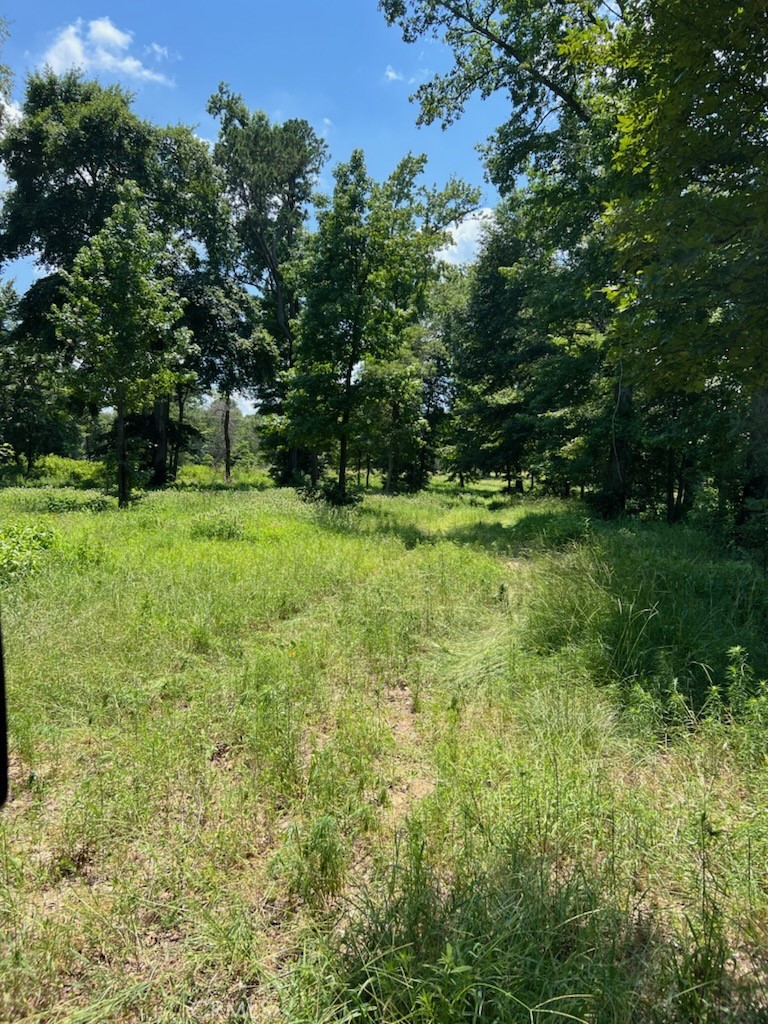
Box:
2, 480, 768, 1022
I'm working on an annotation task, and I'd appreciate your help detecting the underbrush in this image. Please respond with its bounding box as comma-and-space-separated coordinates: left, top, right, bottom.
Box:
518, 522, 768, 711
288, 656, 768, 1022
29, 455, 107, 489
0, 486, 116, 515
0, 520, 57, 584
289, 826, 745, 1024
174, 463, 273, 489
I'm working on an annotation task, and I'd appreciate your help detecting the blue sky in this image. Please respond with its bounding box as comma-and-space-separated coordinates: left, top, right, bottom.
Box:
2, 2, 506, 272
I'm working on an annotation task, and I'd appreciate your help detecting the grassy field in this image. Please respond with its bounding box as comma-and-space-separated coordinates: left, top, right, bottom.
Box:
1, 481, 768, 1022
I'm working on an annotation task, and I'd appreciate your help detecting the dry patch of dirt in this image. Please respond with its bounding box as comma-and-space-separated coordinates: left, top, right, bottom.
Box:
379, 680, 434, 823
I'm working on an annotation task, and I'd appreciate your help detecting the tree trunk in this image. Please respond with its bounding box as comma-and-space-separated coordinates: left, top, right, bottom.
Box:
223, 395, 232, 483
673, 455, 687, 523
337, 361, 355, 501
338, 431, 348, 500
606, 381, 633, 515
116, 403, 129, 508
288, 445, 299, 480
505, 463, 512, 494
149, 396, 169, 487
515, 469, 524, 494
170, 387, 187, 480
385, 444, 395, 495
529, 472, 535, 492
310, 452, 319, 487
670, 454, 696, 522
743, 387, 768, 506
665, 447, 676, 523
366, 454, 371, 489
417, 446, 428, 492
357, 450, 362, 487
385, 402, 400, 495
458, 470, 465, 489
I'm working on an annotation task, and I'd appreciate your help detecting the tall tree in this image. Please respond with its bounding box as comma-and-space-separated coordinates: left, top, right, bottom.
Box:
379, 0, 612, 178
0, 70, 241, 483
0, 284, 78, 473
51, 184, 190, 506
380, 0, 636, 510
605, 0, 768, 393
207, 86, 327, 478
289, 149, 477, 501
0, 71, 157, 272
603, 0, 768, 506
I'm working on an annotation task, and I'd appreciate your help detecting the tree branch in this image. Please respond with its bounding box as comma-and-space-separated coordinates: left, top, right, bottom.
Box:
438, 0, 592, 124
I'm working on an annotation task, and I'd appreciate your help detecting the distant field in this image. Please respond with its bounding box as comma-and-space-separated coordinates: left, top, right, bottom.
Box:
1, 484, 768, 1022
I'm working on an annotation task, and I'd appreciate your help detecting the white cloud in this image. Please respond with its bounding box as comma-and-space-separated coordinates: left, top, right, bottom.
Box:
88, 17, 131, 51
0, 97, 22, 127
45, 23, 87, 73
146, 42, 170, 61
384, 65, 404, 82
320, 116, 333, 139
438, 208, 494, 265
42, 18, 173, 86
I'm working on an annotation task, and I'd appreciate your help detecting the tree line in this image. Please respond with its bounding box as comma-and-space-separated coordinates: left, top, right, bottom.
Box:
0, 1, 766, 534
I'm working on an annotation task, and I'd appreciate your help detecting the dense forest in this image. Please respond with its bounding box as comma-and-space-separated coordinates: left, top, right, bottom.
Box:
1, 1, 765, 531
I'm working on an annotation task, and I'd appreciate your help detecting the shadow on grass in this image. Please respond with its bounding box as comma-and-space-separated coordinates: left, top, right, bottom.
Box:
445, 510, 589, 556
169, 479, 273, 493
322, 505, 590, 557
293, 833, 767, 1024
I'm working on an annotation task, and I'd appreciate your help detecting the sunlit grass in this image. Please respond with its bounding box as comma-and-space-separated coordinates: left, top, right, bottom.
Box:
1, 484, 767, 1022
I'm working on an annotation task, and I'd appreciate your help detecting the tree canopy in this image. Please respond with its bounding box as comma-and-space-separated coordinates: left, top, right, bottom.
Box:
0, 8, 764, 523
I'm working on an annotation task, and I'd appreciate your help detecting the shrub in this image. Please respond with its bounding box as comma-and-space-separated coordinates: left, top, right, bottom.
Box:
0, 521, 56, 584
33, 456, 107, 489
0, 488, 114, 514
189, 509, 246, 541
174, 464, 273, 490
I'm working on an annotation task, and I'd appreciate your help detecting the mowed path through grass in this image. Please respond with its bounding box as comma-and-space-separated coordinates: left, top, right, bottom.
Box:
1, 485, 768, 1022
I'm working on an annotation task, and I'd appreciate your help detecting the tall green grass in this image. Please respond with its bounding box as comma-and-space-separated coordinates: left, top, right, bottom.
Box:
518, 522, 768, 709
1, 486, 767, 1022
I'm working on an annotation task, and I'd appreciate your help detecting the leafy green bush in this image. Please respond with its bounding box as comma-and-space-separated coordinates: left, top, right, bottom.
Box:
299, 480, 364, 507
174, 464, 273, 490
189, 509, 246, 541
0, 521, 56, 584
33, 455, 107, 489
0, 488, 114, 514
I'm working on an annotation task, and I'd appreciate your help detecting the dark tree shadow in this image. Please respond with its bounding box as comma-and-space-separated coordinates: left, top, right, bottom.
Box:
445, 510, 588, 557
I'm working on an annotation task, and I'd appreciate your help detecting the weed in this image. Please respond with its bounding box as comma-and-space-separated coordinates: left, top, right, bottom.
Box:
190, 508, 247, 541
273, 814, 348, 906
